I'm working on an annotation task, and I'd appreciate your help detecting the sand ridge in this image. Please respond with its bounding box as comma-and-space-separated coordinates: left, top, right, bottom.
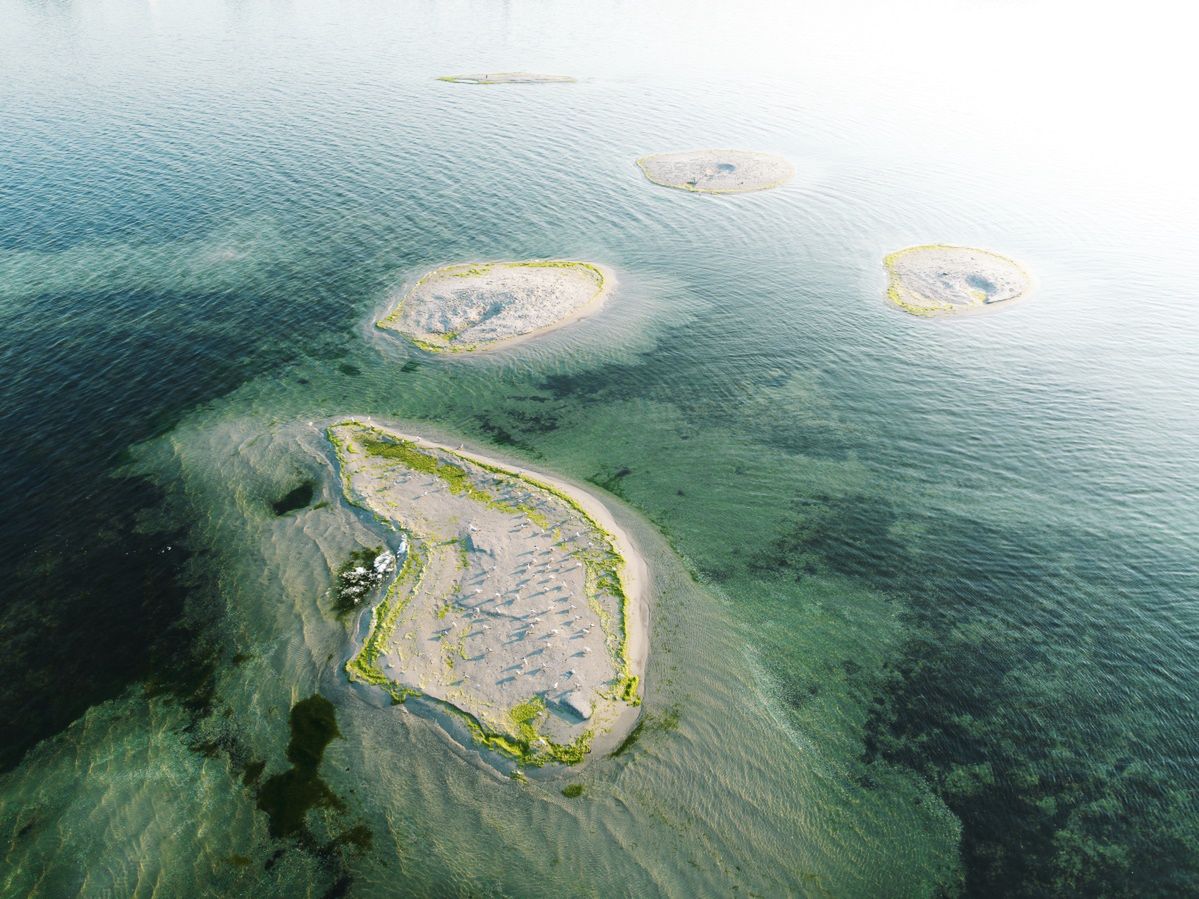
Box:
636, 149, 795, 194
437, 72, 575, 84
330, 420, 645, 766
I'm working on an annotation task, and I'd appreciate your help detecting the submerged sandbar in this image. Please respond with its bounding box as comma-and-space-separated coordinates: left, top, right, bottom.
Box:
636, 149, 794, 194
376, 260, 610, 354
329, 420, 645, 767
438, 72, 575, 84
884, 244, 1032, 317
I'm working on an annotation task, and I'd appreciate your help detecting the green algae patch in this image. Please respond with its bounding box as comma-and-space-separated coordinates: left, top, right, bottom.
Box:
617, 674, 641, 705
561, 784, 584, 798
453, 700, 594, 768
510, 696, 547, 742
376, 260, 609, 354
883, 244, 1032, 317
328, 419, 646, 765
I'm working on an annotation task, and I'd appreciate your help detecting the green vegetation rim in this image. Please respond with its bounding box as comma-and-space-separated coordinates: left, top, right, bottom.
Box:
883, 244, 1032, 317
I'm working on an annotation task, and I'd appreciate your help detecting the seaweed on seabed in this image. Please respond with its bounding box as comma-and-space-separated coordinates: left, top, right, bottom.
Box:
612, 707, 679, 758
256, 696, 344, 839
254, 696, 375, 892
273, 481, 315, 516
612, 719, 645, 758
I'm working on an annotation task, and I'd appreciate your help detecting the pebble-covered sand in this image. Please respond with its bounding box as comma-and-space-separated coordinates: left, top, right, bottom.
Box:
376, 260, 610, 353
636, 149, 794, 193
329, 420, 645, 766
884, 245, 1032, 317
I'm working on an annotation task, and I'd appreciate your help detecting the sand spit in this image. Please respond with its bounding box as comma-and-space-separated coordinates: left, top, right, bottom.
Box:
437, 72, 575, 84
376, 260, 610, 354
884, 245, 1032, 317
329, 420, 645, 767
636, 149, 794, 194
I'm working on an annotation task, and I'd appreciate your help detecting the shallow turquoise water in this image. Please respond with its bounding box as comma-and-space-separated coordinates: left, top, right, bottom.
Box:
2, 1, 1198, 896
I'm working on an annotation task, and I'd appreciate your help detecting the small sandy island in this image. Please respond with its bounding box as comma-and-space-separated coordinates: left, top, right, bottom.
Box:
329, 420, 645, 767
437, 72, 575, 84
376, 260, 610, 354
884, 245, 1032, 317
636, 149, 794, 194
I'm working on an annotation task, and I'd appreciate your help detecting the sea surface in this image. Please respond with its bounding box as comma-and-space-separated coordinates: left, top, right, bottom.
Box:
2, 1, 1198, 896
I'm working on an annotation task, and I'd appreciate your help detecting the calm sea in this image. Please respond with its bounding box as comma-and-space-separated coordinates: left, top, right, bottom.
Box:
2, 0, 1197, 895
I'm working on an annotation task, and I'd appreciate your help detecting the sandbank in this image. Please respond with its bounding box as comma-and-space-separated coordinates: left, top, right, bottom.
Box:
884, 244, 1032, 317
636, 149, 794, 194
376, 260, 611, 354
437, 72, 575, 84
328, 419, 646, 767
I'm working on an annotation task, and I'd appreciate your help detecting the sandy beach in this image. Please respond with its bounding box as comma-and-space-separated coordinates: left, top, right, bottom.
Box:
884, 244, 1032, 317
376, 260, 612, 354
328, 419, 646, 767
636, 149, 794, 193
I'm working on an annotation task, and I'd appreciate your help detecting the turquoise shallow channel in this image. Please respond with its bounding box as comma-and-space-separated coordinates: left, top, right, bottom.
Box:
1, 0, 1198, 896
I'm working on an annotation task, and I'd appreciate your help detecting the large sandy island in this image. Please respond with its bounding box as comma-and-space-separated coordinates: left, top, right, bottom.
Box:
636, 149, 794, 194
438, 72, 575, 84
884, 245, 1032, 317
329, 420, 646, 767
376, 260, 610, 354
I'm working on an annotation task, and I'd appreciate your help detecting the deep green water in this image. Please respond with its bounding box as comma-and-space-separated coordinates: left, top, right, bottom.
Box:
2, 1, 1198, 896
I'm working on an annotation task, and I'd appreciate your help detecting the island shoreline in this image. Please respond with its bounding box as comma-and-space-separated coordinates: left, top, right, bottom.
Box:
376, 260, 617, 355
324, 417, 650, 769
